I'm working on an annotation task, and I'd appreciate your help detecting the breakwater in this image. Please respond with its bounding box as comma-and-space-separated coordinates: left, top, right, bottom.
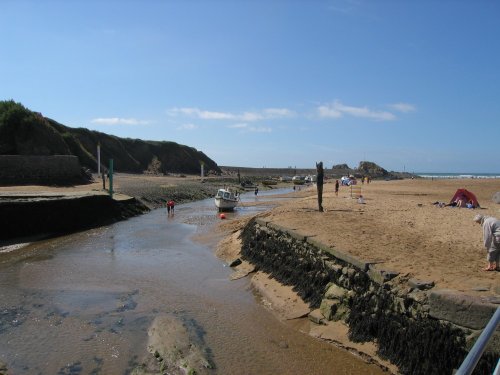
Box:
0, 194, 149, 241
240, 217, 499, 375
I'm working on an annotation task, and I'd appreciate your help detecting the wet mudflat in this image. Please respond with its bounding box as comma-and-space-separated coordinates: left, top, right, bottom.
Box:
0, 191, 385, 374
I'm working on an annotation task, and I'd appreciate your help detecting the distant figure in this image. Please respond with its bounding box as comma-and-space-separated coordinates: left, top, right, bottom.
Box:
167, 200, 175, 215
254, 187, 259, 196
357, 195, 365, 204
316, 161, 324, 212
473, 214, 500, 271
102, 171, 106, 190
335, 180, 339, 196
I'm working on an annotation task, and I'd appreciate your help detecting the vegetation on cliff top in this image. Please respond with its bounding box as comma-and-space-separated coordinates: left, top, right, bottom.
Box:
0, 100, 221, 175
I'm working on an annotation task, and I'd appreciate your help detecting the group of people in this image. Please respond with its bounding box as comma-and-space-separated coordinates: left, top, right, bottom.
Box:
433, 199, 477, 209
432, 194, 478, 209
450, 194, 476, 208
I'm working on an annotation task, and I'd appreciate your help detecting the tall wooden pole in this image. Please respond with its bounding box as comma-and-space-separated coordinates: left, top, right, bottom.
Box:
109, 159, 113, 198
97, 143, 101, 175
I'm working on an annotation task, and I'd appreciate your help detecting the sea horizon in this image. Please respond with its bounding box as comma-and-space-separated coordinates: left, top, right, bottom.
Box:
415, 172, 500, 179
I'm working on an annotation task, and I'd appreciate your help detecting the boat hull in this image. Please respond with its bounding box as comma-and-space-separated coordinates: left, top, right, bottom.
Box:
215, 197, 238, 211
214, 188, 239, 212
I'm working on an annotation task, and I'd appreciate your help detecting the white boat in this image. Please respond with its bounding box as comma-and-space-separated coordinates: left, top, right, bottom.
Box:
215, 188, 240, 211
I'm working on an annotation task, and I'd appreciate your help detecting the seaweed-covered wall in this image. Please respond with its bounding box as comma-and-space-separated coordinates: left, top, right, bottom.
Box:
240, 218, 498, 375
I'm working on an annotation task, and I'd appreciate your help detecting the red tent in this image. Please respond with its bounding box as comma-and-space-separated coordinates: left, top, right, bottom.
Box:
449, 189, 480, 207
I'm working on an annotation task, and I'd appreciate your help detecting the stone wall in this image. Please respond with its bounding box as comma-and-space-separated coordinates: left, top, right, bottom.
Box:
0, 155, 85, 185
0, 194, 149, 241
240, 218, 499, 375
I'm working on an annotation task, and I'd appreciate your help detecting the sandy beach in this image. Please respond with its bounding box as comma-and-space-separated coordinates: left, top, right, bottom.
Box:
218, 177, 500, 293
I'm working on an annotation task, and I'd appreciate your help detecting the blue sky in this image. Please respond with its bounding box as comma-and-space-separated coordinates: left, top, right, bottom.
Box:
1, 0, 499, 173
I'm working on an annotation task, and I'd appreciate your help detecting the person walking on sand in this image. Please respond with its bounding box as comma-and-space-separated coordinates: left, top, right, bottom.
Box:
167, 200, 175, 215
473, 214, 500, 271
316, 161, 324, 212
335, 180, 339, 196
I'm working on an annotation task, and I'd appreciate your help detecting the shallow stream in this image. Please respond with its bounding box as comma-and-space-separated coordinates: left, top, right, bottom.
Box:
0, 189, 384, 374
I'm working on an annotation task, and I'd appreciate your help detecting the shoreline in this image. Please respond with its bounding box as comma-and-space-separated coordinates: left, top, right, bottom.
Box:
1, 174, 499, 373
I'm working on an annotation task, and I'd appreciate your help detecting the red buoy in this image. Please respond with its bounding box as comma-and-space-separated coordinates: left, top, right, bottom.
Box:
219, 213, 226, 219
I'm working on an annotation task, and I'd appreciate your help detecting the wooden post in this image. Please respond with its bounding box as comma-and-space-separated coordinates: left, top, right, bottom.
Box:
97, 143, 101, 175
109, 159, 113, 198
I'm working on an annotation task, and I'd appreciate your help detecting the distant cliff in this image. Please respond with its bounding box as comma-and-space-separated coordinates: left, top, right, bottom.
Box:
223, 162, 414, 180
0, 100, 220, 175
332, 161, 416, 180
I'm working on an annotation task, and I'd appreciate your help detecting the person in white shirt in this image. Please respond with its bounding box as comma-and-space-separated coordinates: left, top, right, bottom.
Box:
473, 214, 500, 271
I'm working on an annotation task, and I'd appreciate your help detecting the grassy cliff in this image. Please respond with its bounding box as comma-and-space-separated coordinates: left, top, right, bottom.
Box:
0, 100, 221, 175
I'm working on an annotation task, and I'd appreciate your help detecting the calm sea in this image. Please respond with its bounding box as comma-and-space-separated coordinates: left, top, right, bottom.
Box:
416, 172, 500, 179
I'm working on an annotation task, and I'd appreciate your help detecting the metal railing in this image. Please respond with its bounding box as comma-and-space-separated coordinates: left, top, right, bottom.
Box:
455, 307, 500, 375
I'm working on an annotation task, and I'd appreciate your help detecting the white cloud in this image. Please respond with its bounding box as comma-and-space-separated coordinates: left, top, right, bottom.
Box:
91, 117, 149, 125
317, 101, 396, 121
388, 103, 416, 113
228, 123, 271, 133
199, 110, 235, 120
240, 112, 263, 121
167, 107, 294, 122
263, 108, 296, 118
167, 107, 234, 120
318, 105, 342, 118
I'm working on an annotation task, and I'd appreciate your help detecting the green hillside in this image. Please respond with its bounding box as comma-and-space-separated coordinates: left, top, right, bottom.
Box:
0, 100, 220, 175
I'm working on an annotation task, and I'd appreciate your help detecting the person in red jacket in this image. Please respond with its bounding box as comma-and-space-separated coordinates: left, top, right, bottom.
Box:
167, 200, 175, 215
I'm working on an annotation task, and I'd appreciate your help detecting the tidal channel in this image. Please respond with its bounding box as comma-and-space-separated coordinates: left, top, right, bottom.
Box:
0, 190, 384, 374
